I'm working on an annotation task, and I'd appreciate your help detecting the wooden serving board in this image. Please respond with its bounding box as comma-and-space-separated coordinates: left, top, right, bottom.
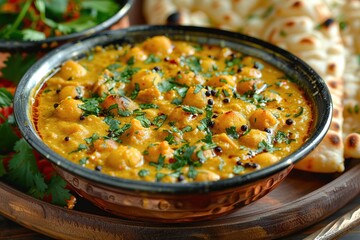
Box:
1, 160, 360, 240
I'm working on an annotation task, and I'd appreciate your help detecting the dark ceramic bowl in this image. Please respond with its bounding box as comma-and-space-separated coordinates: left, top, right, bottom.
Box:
0, 0, 133, 52
14, 25, 332, 222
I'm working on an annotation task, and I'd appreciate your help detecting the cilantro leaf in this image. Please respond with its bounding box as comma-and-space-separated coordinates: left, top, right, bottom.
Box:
138, 169, 150, 177
6, 139, 39, 190
0, 155, 7, 176
130, 83, 140, 100
0, 88, 13, 108
1, 53, 37, 84
46, 175, 72, 206
233, 165, 244, 174
21, 29, 46, 41
135, 115, 151, 128
78, 97, 102, 116
0, 121, 20, 154
145, 54, 161, 64
182, 56, 202, 74
81, 0, 120, 15
139, 103, 159, 109
152, 114, 167, 128
187, 165, 198, 179
104, 116, 120, 132
226, 126, 240, 139
258, 140, 280, 153
182, 106, 203, 115
27, 172, 47, 199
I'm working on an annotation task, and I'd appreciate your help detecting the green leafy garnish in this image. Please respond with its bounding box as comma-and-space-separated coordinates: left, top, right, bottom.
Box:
226, 126, 240, 139
1, 54, 37, 84
182, 105, 203, 115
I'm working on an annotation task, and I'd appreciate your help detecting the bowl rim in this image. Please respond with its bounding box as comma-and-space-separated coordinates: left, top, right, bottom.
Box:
0, 0, 133, 52
14, 25, 333, 194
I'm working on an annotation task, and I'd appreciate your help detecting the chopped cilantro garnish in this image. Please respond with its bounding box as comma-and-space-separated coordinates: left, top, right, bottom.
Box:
84, 133, 100, 145
118, 109, 132, 117
226, 126, 240, 139
79, 157, 89, 166
182, 56, 202, 74
274, 131, 295, 144
71, 144, 88, 153
130, 83, 140, 100
139, 103, 159, 109
104, 116, 121, 132
78, 97, 102, 116
171, 98, 182, 105
182, 105, 203, 115
182, 125, 193, 133
193, 84, 203, 94
293, 107, 304, 117
135, 115, 151, 128
233, 165, 245, 174
138, 169, 150, 177
106, 63, 121, 71
187, 165, 198, 179
149, 154, 165, 171
145, 54, 161, 64
258, 140, 280, 153
152, 114, 167, 128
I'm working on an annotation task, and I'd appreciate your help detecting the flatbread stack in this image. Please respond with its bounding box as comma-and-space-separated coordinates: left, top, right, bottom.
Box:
324, 0, 360, 159
143, 0, 360, 173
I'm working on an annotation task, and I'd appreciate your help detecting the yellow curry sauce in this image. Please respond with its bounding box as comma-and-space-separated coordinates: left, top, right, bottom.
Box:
33, 36, 313, 183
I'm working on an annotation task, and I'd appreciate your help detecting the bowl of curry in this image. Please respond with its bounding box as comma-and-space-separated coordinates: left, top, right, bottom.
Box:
14, 25, 332, 222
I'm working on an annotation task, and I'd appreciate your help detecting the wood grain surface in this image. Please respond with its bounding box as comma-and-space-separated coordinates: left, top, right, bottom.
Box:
1, 160, 360, 240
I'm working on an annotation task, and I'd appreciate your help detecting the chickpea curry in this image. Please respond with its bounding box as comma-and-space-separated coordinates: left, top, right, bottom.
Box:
33, 36, 313, 183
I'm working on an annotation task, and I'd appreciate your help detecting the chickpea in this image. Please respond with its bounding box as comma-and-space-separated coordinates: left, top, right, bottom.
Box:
249, 109, 279, 130
239, 66, 262, 79
207, 75, 236, 88
251, 153, 279, 167
168, 106, 194, 128
101, 95, 138, 115
124, 46, 147, 62
54, 98, 83, 121
212, 133, 238, 151
173, 42, 195, 56
131, 69, 162, 90
182, 87, 208, 108
121, 119, 151, 144
191, 143, 214, 161
142, 36, 173, 56
58, 86, 84, 101
106, 145, 144, 170
136, 87, 162, 103
239, 129, 269, 149
201, 58, 218, 72
213, 111, 247, 134
236, 79, 257, 95
58, 60, 87, 80
144, 141, 174, 164
194, 170, 220, 182
93, 138, 118, 152
175, 71, 205, 86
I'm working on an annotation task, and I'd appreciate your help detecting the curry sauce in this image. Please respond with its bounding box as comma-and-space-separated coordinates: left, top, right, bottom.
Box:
33, 36, 313, 183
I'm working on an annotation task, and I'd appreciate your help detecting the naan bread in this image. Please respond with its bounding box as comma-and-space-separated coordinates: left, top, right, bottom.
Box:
143, 0, 346, 173
325, 0, 360, 158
